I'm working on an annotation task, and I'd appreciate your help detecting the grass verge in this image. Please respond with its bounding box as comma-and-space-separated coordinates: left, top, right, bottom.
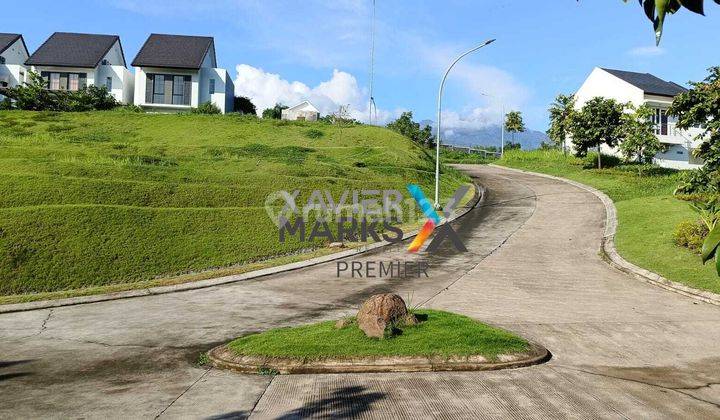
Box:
497, 149, 719, 294
227, 309, 529, 360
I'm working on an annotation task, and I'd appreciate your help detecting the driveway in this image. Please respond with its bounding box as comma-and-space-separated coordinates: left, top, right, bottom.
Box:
1, 165, 720, 419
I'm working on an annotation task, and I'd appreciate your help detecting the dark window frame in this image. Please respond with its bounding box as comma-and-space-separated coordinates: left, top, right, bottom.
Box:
40, 71, 87, 91
146, 73, 191, 106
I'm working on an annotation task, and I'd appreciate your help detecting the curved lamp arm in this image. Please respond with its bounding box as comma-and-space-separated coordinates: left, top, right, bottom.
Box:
434, 39, 496, 207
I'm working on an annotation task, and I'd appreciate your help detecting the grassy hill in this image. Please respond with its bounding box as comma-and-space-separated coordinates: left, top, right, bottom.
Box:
0, 110, 470, 298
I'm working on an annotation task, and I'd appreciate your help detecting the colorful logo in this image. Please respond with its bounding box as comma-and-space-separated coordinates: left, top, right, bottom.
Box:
406, 184, 470, 253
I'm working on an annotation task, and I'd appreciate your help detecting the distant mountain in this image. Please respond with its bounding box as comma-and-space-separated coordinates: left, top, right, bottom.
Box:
419, 120, 549, 150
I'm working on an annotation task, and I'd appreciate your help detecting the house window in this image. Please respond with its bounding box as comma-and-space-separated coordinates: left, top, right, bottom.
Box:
68, 74, 79, 91
209, 79, 215, 95
0, 56, 5, 64
106, 77, 112, 91
152, 74, 165, 104
19, 71, 24, 84
146, 73, 191, 105
49, 73, 60, 90
651, 108, 668, 135
42, 72, 87, 91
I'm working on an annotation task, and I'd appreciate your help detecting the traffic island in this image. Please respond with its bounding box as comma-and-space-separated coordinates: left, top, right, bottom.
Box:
208, 307, 549, 375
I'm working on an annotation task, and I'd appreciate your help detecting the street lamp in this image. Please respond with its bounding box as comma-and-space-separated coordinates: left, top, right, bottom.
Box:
434, 39, 496, 207
479, 92, 506, 159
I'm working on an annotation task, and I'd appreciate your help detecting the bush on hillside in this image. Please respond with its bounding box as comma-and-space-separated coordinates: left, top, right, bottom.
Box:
673, 220, 708, 253
304, 128, 324, 139
582, 152, 622, 169
3, 71, 118, 111
233, 96, 257, 115
192, 101, 221, 115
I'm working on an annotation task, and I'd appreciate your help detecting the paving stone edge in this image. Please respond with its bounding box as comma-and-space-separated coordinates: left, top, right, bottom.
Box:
207, 342, 550, 375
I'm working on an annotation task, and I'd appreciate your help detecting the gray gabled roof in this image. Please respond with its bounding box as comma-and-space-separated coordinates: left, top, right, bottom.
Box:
131, 34, 216, 70
25, 32, 124, 68
0, 33, 27, 56
602, 68, 687, 97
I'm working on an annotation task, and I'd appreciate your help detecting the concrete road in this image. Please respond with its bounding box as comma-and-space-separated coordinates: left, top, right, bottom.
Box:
1, 165, 720, 419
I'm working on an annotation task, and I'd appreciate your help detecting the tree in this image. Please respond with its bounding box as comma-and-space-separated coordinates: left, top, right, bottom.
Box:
579, 1, 719, 44
628, 0, 720, 44
504, 111, 526, 144
547, 94, 576, 154
670, 66, 720, 193
387, 111, 435, 147
619, 104, 662, 164
261, 103, 287, 119
569, 97, 625, 169
668, 67, 720, 277
234, 96, 257, 115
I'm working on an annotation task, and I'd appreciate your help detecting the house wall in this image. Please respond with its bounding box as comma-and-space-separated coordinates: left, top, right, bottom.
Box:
568, 67, 706, 170
654, 144, 703, 170
281, 103, 320, 121
133, 66, 200, 111
574, 67, 645, 109
1, 38, 29, 99
199, 67, 233, 113
1, 38, 28, 65
96, 65, 134, 104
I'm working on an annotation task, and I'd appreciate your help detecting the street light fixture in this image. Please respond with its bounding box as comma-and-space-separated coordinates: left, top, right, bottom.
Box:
434, 39, 496, 208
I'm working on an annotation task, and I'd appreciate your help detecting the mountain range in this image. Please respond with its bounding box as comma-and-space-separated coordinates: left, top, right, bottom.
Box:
420, 120, 550, 150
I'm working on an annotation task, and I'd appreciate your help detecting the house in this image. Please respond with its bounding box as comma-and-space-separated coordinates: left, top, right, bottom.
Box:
571, 67, 704, 170
0, 33, 29, 100
281, 101, 320, 121
131, 34, 234, 113
25, 32, 134, 104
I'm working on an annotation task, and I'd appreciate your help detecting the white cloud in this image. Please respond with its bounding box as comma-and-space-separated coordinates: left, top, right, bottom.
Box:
233, 64, 399, 123
628, 45, 666, 57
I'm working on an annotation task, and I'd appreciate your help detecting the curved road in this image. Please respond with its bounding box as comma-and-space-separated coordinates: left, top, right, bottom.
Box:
2, 165, 720, 418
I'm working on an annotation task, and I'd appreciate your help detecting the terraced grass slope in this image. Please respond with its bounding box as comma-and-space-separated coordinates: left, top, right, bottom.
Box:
0, 111, 469, 296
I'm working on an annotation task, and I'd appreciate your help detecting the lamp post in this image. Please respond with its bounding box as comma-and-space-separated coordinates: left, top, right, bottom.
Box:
434, 39, 496, 207
480, 92, 505, 159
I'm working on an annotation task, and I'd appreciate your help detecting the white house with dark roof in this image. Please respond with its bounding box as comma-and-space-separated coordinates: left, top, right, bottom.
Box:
571, 67, 704, 169
131, 34, 234, 113
25, 32, 133, 104
0, 33, 29, 100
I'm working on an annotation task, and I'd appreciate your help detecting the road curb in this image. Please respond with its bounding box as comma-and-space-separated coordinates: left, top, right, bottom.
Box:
0, 182, 486, 314
491, 164, 720, 307
207, 342, 550, 375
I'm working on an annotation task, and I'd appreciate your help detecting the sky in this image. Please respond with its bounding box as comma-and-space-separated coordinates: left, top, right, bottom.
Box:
6, 0, 720, 131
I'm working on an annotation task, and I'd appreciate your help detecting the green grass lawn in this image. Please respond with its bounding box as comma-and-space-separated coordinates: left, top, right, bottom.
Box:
497, 149, 719, 294
227, 309, 529, 359
0, 110, 470, 297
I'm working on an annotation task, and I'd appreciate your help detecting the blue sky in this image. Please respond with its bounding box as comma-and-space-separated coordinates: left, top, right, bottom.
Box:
7, 0, 720, 131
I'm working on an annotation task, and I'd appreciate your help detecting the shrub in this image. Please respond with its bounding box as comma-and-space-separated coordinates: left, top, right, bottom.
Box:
304, 128, 324, 139
262, 103, 287, 119
582, 152, 622, 169
233, 96, 256, 115
3, 71, 118, 111
192, 101, 221, 115
116, 104, 144, 113
673, 220, 709, 252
